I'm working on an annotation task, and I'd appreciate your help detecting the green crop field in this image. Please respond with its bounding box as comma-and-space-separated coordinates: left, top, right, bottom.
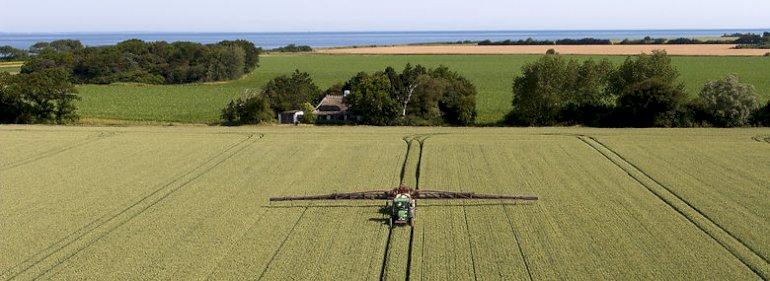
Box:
2, 125, 769, 280
75, 54, 770, 124
0, 62, 22, 74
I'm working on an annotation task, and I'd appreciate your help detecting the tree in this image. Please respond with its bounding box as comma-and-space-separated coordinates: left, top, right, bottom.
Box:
261, 70, 323, 113
221, 90, 274, 125
217, 40, 261, 72
344, 72, 400, 125
0, 68, 79, 124
511, 55, 572, 125
608, 50, 682, 99
384, 64, 427, 116
429, 66, 477, 125
696, 75, 760, 127
20, 50, 75, 75
0, 46, 28, 61
617, 78, 686, 127
206, 45, 246, 81
301, 102, 317, 124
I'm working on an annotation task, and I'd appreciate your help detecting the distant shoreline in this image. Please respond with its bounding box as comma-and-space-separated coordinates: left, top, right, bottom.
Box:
317, 44, 769, 56
2, 29, 767, 49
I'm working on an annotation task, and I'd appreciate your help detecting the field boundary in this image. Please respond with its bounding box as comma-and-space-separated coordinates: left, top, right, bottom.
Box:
578, 136, 770, 279
2, 132, 263, 280
0, 131, 118, 171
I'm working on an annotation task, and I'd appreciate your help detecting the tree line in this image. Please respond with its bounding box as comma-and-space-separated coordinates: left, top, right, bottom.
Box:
475, 33, 770, 46
508, 51, 770, 127
6, 39, 261, 84
222, 64, 477, 126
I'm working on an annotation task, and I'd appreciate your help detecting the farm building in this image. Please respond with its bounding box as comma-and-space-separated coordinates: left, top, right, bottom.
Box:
278, 110, 304, 124
314, 94, 353, 121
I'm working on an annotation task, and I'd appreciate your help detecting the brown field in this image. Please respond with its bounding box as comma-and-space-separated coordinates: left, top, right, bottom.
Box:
318, 44, 769, 56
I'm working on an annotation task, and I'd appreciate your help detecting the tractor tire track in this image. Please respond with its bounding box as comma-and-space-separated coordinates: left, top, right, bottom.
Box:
578, 136, 770, 279
501, 205, 534, 281
380, 135, 417, 281
256, 207, 308, 281
0, 131, 118, 171
4, 133, 262, 281
751, 135, 770, 144
461, 206, 478, 281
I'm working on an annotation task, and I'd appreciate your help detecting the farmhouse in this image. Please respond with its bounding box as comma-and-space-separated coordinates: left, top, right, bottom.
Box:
314, 93, 353, 121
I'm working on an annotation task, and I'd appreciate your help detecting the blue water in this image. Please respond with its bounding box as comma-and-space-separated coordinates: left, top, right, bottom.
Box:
0, 29, 767, 50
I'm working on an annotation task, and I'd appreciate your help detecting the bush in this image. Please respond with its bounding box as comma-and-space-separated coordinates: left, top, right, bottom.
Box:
0, 68, 79, 124
546, 48, 558, 55
261, 70, 323, 113
221, 91, 274, 125
271, 44, 313, 52
617, 79, 687, 127
695, 75, 759, 127
301, 102, 317, 124
751, 101, 770, 126
608, 50, 682, 99
0, 45, 28, 61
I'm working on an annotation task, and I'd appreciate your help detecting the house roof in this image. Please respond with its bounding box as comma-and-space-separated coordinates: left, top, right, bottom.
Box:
314, 95, 349, 115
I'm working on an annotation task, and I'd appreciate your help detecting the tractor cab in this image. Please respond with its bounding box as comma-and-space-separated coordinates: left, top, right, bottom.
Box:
390, 193, 415, 226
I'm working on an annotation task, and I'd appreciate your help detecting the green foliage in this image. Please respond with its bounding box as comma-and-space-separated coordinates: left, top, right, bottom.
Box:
270, 44, 313, 53
343, 64, 477, 125
0, 68, 79, 123
695, 75, 759, 127
20, 50, 75, 74
206, 45, 246, 81
301, 102, 317, 124
261, 70, 323, 113
73, 54, 770, 124
511, 55, 614, 125
617, 78, 687, 127
608, 50, 682, 99
21, 39, 261, 84
0, 46, 28, 61
221, 90, 274, 125
345, 72, 400, 125
751, 101, 770, 126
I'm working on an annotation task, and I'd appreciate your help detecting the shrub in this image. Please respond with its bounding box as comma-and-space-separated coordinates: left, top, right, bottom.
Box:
261, 70, 323, 113
271, 44, 313, 52
0, 68, 79, 124
301, 102, 317, 124
546, 48, 558, 55
221, 91, 274, 125
695, 75, 759, 127
751, 101, 770, 126
765, 52, 770, 57
617, 79, 687, 127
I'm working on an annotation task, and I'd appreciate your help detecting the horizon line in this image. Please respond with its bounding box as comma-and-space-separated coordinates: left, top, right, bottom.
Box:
2, 27, 769, 35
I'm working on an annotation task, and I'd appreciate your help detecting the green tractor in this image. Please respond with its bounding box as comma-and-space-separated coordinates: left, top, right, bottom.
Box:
387, 193, 416, 227
270, 184, 537, 228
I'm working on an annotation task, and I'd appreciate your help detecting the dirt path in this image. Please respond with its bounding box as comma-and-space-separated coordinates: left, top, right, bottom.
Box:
319, 44, 769, 56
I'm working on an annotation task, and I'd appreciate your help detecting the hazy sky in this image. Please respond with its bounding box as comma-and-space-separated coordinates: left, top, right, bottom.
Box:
2, 0, 769, 33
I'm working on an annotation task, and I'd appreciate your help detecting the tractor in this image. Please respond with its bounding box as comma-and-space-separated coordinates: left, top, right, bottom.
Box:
269, 184, 537, 228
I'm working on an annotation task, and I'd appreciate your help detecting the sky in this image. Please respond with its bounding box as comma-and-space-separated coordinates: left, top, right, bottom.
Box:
1, 0, 769, 33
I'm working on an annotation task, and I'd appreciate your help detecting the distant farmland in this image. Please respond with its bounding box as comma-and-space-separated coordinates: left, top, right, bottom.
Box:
75, 54, 770, 124
0, 61, 22, 74
1, 126, 769, 279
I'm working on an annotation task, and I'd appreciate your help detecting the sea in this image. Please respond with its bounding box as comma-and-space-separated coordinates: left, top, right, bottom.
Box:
0, 29, 767, 50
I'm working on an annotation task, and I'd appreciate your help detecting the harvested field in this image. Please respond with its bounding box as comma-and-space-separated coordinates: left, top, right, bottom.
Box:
1, 126, 769, 280
319, 44, 769, 56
